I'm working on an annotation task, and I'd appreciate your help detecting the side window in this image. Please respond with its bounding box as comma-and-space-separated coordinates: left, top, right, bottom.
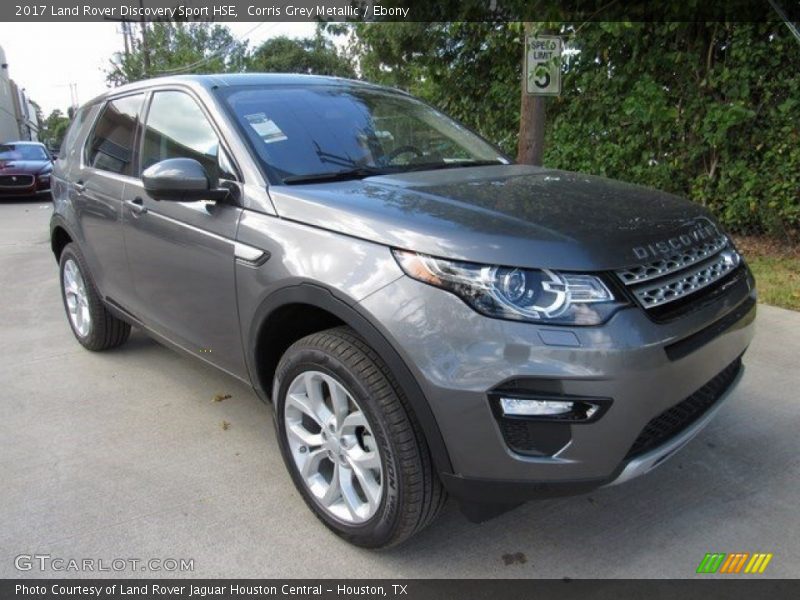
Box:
85, 94, 144, 176
140, 91, 232, 180
58, 106, 89, 160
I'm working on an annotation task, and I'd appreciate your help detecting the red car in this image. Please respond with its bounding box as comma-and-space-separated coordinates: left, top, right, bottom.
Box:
0, 141, 53, 198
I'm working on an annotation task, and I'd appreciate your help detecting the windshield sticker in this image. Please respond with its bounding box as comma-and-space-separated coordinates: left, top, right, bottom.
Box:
244, 113, 287, 144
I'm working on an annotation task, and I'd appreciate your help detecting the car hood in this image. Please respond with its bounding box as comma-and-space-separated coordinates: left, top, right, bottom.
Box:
268, 164, 722, 271
0, 160, 50, 174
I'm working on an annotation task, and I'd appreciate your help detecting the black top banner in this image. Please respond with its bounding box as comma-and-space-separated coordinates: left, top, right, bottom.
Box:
3, 0, 800, 22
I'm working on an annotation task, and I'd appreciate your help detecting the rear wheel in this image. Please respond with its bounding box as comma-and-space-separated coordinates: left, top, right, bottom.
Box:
273, 326, 446, 548
59, 243, 130, 351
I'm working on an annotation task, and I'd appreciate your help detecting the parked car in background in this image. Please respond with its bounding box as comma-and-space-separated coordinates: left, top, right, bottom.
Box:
0, 141, 53, 198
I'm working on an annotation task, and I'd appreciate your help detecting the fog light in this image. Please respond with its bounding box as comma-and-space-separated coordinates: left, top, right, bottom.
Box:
496, 396, 605, 422
500, 397, 574, 416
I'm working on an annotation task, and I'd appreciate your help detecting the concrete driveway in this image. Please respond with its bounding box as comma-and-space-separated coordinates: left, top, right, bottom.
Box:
1, 198, 798, 579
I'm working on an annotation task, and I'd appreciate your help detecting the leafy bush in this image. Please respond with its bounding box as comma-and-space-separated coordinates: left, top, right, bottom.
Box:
351, 22, 800, 239
546, 22, 800, 239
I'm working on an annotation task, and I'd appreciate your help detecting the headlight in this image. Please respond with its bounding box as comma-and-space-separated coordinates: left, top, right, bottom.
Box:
392, 250, 626, 325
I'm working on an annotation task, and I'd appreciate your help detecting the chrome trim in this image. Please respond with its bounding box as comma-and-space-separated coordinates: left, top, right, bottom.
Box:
233, 242, 267, 264
617, 235, 730, 285
629, 249, 741, 308
606, 366, 744, 487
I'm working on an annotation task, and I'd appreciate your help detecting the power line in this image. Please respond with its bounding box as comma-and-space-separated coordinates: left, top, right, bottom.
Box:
767, 0, 800, 45
155, 21, 272, 75
153, 0, 298, 75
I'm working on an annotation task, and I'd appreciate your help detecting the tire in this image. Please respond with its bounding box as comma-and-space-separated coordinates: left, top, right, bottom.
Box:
59, 243, 131, 351
273, 326, 446, 548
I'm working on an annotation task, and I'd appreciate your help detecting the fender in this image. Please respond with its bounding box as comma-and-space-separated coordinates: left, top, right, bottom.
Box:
246, 282, 454, 475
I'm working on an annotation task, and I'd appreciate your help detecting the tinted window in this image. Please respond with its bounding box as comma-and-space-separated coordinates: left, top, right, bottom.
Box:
59, 106, 88, 159
85, 94, 144, 175
218, 85, 505, 181
140, 91, 226, 180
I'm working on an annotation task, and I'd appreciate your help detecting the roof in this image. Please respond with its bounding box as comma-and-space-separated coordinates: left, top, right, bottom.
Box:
87, 73, 398, 106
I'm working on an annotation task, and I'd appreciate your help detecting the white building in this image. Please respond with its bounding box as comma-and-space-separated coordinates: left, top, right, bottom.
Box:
0, 44, 40, 142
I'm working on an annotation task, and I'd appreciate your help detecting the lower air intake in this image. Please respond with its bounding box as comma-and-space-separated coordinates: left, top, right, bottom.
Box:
625, 357, 742, 460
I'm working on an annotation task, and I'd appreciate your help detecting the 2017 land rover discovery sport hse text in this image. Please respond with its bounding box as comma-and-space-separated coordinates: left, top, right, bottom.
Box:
50, 74, 756, 548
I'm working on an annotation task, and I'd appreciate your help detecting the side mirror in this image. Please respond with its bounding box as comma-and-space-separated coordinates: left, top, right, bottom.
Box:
142, 158, 229, 202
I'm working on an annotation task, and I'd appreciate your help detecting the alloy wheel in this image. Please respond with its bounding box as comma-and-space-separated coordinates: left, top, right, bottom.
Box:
63, 258, 91, 337
284, 370, 383, 524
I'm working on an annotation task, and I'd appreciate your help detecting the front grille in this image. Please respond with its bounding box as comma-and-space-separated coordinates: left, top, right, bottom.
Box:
625, 357, 742, 459
0, 174, 34, 187
617, 235, 729, 284
616, 237, 742, 312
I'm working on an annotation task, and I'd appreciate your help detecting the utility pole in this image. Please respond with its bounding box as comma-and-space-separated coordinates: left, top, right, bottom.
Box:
517, 23, 548, 165
53, 82, 78, 116
69, 83, 78, 111
120, 19, 131, 57
139, 0, 151, 76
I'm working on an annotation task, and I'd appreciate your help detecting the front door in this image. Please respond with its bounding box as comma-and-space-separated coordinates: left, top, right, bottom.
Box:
121, 89, 247, 379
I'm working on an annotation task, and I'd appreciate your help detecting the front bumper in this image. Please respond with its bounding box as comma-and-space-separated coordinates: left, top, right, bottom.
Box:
358, 266, 756, 502
608, 362, 743, 486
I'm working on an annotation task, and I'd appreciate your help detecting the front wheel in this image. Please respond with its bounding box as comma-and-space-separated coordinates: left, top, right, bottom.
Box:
273, 326, 446, 548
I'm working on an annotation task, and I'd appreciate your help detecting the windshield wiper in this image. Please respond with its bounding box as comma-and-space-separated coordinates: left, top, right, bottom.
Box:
281, 160, 505, 184
282, 166, 390, 185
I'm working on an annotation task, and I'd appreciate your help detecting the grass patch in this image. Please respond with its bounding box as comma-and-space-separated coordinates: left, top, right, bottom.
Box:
734, 236, 800, 311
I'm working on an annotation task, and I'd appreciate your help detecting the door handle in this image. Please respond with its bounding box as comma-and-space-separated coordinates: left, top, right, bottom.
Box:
73, 181, 86, 193
124, 197, 148, 216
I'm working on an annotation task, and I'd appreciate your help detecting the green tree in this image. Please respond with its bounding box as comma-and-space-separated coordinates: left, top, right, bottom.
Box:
39, 109, 71, 150
346, 22, 800, 239
106, 21, 248, 86
347, 22, 521, 152
247, 34, 354, 77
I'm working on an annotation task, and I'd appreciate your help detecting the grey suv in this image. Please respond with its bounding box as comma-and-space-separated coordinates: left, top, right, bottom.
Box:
50, 74, 756, 548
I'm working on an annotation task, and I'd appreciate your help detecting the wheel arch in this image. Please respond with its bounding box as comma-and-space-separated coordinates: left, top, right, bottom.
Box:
50, 220, 74, 263
247, 283, 454, 475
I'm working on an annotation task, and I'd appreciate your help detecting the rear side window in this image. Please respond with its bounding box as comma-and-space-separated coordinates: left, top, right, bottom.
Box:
140, 91, 227, 180
85, 94, 144, 176
58, 106, 89, 160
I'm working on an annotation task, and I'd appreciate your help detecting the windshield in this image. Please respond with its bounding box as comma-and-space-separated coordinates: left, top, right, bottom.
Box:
0, 144, 49, 161
218, 85, 507, 183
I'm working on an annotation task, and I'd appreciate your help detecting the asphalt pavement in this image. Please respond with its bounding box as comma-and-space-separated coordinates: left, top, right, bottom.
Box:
1, 198, 798, 578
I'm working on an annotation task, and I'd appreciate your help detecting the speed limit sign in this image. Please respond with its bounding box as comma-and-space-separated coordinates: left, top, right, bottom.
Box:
525, 35, 562, 96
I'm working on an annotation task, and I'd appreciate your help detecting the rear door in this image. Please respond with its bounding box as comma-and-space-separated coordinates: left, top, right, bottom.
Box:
121, 88, 247, 379
72, 93, 144, 307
